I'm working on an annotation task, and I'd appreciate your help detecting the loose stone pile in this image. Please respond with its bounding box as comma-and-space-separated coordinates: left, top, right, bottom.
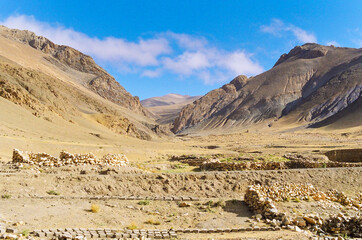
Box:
12, 149, 128, 168
244, 183, 362, 238
200, 159, 362, 171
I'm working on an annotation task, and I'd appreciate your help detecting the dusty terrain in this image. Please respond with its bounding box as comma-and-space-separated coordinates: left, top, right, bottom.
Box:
1, 126, 361, 239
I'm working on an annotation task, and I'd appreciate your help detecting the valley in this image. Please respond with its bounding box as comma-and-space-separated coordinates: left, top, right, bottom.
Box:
0, 25, 361, 240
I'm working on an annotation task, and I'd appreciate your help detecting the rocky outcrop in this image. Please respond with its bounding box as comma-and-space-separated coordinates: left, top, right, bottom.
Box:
173, 44, 362, 133
172, 75, 248, 132
0, 25, 146, 115
273, 44, 328, 67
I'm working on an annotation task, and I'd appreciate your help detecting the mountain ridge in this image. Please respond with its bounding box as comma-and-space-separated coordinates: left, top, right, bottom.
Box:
172, 43, 362, 133
0, 26, 163, 140
0, 25, 147, 115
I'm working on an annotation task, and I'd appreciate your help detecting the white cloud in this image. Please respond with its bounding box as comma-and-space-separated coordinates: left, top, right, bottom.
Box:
162, 51, 211, 75
1, 14, 264, 84
141, 69, 162, 78
260, 19, 284, 36
261, 19, 317, 43
0, 15, 171, 66
290, 27, 317, 43
165, 32, 208, 50
326, 41, 340, 47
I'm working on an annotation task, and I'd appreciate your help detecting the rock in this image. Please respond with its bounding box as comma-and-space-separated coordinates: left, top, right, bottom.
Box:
5, 234, 18, 239
294, 226, 302, 233
255, 214, 263, 221
6, 228, 17, 234
282, 217, 292, 226
304, 216, 317, 225
179, 202, 191, 207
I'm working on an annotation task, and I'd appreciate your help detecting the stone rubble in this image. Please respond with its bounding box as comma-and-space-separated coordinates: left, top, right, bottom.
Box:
244, 183, 361, 238
12, 149, 128, 168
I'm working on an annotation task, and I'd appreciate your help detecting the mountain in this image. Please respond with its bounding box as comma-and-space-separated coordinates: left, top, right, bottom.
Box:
0, 25, 146, 115
141, 94, 200, 107
0, 26, 160, 140
172, 44, 362, 133
141, 94, 200, 124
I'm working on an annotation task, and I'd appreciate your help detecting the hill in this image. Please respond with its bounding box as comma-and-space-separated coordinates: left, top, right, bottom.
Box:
141, 94, 200, 124
172, 44, 362, 133
0, 25, 161, 140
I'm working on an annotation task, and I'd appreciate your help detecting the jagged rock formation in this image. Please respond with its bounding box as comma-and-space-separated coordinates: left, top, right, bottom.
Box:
0, 25, 146, 115
173, 44, 362, 133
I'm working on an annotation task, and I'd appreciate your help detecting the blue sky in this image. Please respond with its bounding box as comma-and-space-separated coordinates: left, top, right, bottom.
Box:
1, 1, 361, 99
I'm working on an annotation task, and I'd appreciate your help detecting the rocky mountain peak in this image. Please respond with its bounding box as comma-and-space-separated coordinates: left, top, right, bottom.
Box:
173, 44, 361, 133
274, 43, 329, 67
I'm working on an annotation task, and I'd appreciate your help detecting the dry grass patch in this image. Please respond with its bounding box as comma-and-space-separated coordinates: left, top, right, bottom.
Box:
126, 222, 138, 230
46, 190, 60, 195
145, 219, 161, 225
90, 204, 100, 213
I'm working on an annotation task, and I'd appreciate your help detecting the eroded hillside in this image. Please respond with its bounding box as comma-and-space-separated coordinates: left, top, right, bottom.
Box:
173, 44, 362, 133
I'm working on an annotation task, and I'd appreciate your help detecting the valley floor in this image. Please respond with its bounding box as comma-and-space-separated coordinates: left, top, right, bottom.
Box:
0, 127, 361, 239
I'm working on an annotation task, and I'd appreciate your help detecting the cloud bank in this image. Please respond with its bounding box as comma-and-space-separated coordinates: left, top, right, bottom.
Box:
261, 19, 317, 43
1, 15, 264, 84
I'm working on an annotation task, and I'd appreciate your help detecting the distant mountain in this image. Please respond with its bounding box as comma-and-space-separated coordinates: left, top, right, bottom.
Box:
0, 26, 162, 140
173, 43, 362, 133
142, 94, 201, 124
141, 94, 200, 107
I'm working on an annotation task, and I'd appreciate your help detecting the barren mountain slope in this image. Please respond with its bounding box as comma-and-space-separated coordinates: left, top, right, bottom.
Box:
0, 27, 159, 140
141, 94, 201, 124
173, 44, 362, 133
141, 94, 200, 107
0, 25, 147, 115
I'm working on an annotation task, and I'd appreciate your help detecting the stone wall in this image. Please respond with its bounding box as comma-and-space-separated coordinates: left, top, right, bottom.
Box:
12, 149, 128, 168
200, 159, 362, 171
325, 149, 362, 163
244, 183, 361, 238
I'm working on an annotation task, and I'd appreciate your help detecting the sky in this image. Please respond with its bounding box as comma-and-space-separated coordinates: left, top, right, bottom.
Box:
0, 1, 361, 100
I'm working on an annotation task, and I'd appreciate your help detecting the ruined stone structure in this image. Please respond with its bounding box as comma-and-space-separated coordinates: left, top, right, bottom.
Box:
12, 149, 128, 168
244, 183, 361, 238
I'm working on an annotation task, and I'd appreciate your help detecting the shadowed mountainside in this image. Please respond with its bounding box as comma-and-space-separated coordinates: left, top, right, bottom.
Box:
173, 44, 362, 133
